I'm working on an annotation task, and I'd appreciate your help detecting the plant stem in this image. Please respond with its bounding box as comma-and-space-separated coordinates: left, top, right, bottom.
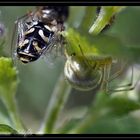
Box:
65, 92, 105, 134
67, 108, 101, 134
78, 7, 97, 31
89, 7, 112, 35
89, 6, 126, 35
40, 73, 71, 134
2, 94, 26, 133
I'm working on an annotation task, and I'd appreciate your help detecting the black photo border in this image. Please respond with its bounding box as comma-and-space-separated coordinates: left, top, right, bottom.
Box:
0, 0, 140, 139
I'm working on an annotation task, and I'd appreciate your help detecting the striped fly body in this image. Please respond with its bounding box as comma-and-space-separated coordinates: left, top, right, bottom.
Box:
13, 6, 69, 64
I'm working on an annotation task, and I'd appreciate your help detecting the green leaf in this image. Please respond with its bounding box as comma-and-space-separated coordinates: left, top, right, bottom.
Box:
0, 57, 19, 98
57, 119, 82, 134
0, 57, 25, 132
67, 91, 140, 134
64, 28, 99, 57
0, 111, 12, 127
84, 115, 140, 134
64, 28, 139, 63
126, 47, 140, 63
55, 106, 88, 134
0, 124, 18, 134
93, 92, 140, 117
89, 6, 126, 35
78, 6, 97, 31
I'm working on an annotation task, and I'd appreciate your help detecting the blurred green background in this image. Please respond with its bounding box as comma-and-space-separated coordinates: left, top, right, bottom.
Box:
0, 6, 140, 133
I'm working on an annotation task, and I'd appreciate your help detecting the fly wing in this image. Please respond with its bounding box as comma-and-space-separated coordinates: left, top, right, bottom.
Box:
11, 14, 31, 65
41, 34, 65, 67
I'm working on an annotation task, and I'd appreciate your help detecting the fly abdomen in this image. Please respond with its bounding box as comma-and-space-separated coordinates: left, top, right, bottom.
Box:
17, 21, 55, 63
17, 51, 39, 63
17, 38, 47, 63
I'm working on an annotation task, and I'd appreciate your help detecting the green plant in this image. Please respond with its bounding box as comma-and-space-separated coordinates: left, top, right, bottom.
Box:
0, 6, 140, 134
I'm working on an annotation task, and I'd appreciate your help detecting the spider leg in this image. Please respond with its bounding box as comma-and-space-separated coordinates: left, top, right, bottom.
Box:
108, 65, 140, 93
100, 62, 112, 93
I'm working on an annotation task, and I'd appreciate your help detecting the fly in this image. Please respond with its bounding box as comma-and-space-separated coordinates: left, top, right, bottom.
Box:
11, 6, 69, 64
